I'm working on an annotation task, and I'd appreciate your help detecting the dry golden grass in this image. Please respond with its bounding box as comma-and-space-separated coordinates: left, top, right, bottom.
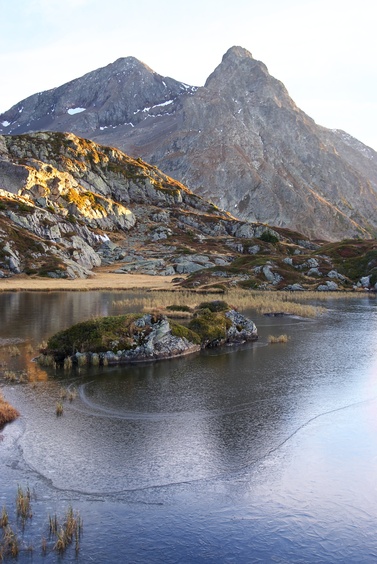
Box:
0, 272, 178, 292
1, 487, 82, 559
0, 506, 8, 528
16, 486, 32, 522
0, 390, 19, 427
3, 369, 31, 384
0, 524, 19, 558
113, 289, 325, 318
68, 388, 77, 402
25, 344, 35, 355
51, 506, 83, 555
7, 346, 21, 357
268, 334, 289, 344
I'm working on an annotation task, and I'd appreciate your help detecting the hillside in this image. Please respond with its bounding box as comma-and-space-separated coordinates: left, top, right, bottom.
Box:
1, 47, 377, 241
0, 131, 376, 291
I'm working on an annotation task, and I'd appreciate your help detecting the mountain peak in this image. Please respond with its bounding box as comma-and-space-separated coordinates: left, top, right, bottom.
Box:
1, 48, 377, 241
204, 45, 270, 89
222, 46, 254, 62
111, 56, 155, 75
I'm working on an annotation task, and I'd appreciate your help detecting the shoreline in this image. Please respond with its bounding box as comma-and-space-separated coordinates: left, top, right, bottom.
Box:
0, 272, 180, 292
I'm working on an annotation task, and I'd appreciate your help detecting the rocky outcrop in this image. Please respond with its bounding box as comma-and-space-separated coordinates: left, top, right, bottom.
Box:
1, 131, 376, 290
0, 131, 282, 279
91, 314, 201, 365
41, 307, 258, 367
2, 47, 377, 240
225, 309, 258, 343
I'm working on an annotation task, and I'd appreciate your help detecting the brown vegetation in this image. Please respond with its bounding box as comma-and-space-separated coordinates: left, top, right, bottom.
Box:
113, 288, 325, 318
1, 486, 82, 558
268, 334, 289, 344
0, 390, 19, 428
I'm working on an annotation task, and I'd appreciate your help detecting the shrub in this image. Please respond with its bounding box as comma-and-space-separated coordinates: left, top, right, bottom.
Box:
166, 304, 192, 312
259, 231, 279, 244
18, 202, 33, 214
197, 300, 229, 312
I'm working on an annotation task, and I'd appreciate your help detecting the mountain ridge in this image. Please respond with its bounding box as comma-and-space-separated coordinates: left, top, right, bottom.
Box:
1, 46, 377, 241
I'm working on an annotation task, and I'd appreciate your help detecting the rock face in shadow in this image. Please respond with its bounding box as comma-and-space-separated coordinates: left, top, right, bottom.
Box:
2, 47, 377, 240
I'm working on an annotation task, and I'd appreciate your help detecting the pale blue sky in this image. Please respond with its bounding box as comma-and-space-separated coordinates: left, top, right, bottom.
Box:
1, 0, 376, 150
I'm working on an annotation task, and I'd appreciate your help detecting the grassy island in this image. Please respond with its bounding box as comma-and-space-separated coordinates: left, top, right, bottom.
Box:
40, 301, 258, 368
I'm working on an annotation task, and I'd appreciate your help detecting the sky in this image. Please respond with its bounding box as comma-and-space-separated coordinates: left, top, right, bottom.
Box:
0, 0, 376, 150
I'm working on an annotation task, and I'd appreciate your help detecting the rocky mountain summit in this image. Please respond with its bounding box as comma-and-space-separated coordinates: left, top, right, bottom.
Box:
1, 47, 377, 241
0, 131, 376, 291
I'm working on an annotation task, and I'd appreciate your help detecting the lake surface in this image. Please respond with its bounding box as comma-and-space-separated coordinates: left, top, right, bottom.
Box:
1, 292, 377, 562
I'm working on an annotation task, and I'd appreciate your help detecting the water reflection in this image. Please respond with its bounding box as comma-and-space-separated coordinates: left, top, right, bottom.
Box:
1, 293, 377, 562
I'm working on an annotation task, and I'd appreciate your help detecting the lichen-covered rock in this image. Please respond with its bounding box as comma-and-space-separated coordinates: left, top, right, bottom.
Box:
225, 310, 258, 343
39, 307, 258, 368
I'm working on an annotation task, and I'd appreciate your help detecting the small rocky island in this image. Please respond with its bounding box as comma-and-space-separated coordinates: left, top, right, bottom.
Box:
39, 301, 258, 368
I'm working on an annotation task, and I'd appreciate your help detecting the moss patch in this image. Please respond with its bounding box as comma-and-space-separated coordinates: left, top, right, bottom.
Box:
188, 309, 232, 346
47, 313, 143, 357
170, 321, 201, 344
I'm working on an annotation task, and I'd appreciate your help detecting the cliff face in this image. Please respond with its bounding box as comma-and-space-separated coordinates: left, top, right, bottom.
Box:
0, 131, 278, 279
1, 47, 377, 241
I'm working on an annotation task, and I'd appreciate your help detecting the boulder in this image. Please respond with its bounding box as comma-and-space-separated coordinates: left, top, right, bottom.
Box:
225, 310, 258, 343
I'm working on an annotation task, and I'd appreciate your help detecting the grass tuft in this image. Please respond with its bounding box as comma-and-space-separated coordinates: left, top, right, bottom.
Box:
7, 346, 21, 357
16, 485, 32, 522
68, 387, 77, 402
0, 485, 82, 559
51, 506, 83, 555
1, 525, 19, 558
0, 506, 8, 528
268, 334, 289, 344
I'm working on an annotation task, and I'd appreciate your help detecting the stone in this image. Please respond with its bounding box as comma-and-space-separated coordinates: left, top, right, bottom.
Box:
328, 270, 346, 281
317, 284, 329, 292
262, 265, 283, 284
225, 310, 258, 343
285, 283, 305, 291
307, 267, 322, 277
8, 256, 21, 273
317, 281, 338, 291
